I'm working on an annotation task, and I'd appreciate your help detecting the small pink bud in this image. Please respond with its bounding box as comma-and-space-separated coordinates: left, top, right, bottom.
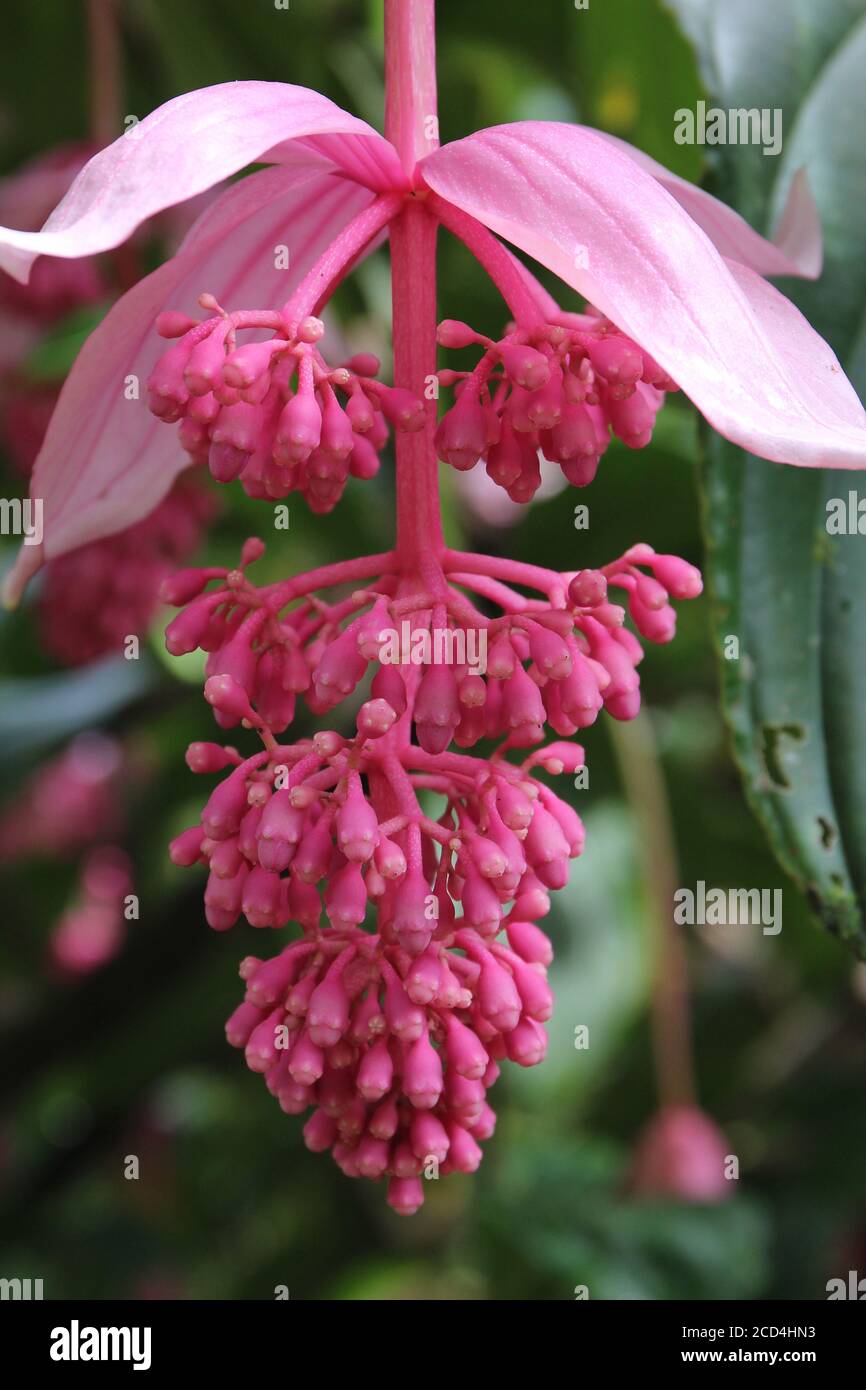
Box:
387, 1176, 424, 1216
320, 394, 354, 459
357, 697, 397, 739
275, 392, 322, 463
414, 665, 460, 754
569, 570, 607, 608
505, 1017, 548, 1067
185, 742, 238, 774
476, 951, 522, 1032
437, 319, 480, 349
444, 1014, 489, 1079
650, 554, 703, 600
377, 386, 425, 432
288, 1030, 326, 1086
335, 779, 380, 862
447, 1122, 483, 1173
241, 865, 283, 928
169, 825, 205, 866
160, 568, 214, 605
307, 963, 351, 1048
499, 341, 551, 391
156, 310, 199, 338
357, 1038, 393, 1101
303, 1108, 337, 1153
435, 393, 487, 471
410, 1111, 450, 1163
323, 862, 368, 929
391, 868, 433, 954
382, 963, 425, 1042
226, 1000, 265, 1048
587, 335, 643, 386
184, 331, 228, 397
223, 340, 279, 389
405, 947, 442, 1005
204, 674, 256, 726
201, 770, 249, 841
356, 1134, 390, 1179
403, 1030, 444, 1110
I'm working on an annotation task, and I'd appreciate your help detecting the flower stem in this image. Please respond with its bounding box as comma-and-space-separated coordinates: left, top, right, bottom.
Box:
384, 0, 438, 176
88, 0, 122, 146
281, 193, 404, 324
426, 192, 541, 326
384, 0, 444, 570
390, 204, 442, 567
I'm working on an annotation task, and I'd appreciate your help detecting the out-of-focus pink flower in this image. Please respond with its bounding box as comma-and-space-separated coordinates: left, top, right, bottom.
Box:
0, 143, 106, 326
39, 477, 214, 666
0, 146, 106, 478
0, 146, 218, 666
2, 385, 57, 475
0, 732, 123, 861
629, 1104, 731, 1203
49, 844, 132, 976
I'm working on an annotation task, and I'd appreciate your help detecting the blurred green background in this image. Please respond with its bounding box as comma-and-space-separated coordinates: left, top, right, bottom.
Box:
1, 0, 865, 1301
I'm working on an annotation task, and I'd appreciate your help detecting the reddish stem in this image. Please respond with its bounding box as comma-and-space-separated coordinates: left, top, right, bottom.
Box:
384, 0, 439, 177
384, 0, 444, 571
426, 191, 541, 326
263, 551, 396, 612
281, 193, 404, 325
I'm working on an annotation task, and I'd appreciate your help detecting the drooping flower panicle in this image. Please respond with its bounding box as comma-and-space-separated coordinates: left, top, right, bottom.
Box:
165, 532, 700, 1206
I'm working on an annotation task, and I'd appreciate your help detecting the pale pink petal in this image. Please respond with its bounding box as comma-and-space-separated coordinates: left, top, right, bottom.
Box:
421, 123, 866, 470
2, 166, 376, 605
599, 134, 821, 279
0, 82, 404, 283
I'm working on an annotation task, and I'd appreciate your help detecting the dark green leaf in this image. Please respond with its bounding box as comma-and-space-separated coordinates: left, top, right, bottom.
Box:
668, 0, 866, 955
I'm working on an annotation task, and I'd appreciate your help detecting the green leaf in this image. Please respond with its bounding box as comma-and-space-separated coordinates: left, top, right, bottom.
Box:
667, 0, 866, 956
0, 657, 155, 765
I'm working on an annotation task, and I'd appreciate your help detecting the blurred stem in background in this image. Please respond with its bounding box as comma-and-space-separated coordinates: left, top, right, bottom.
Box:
611, 712, 696, 1108
87, 0, 121, 146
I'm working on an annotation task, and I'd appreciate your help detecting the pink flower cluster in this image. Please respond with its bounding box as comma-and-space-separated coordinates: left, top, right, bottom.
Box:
147, 303, 424, 513
171, 699, 565, 1211
167, 535, 701, 1209
39, 479, 213, 666
163, 538, 701, 744
435, 310, 677, 499
226, 916, 552, 1214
